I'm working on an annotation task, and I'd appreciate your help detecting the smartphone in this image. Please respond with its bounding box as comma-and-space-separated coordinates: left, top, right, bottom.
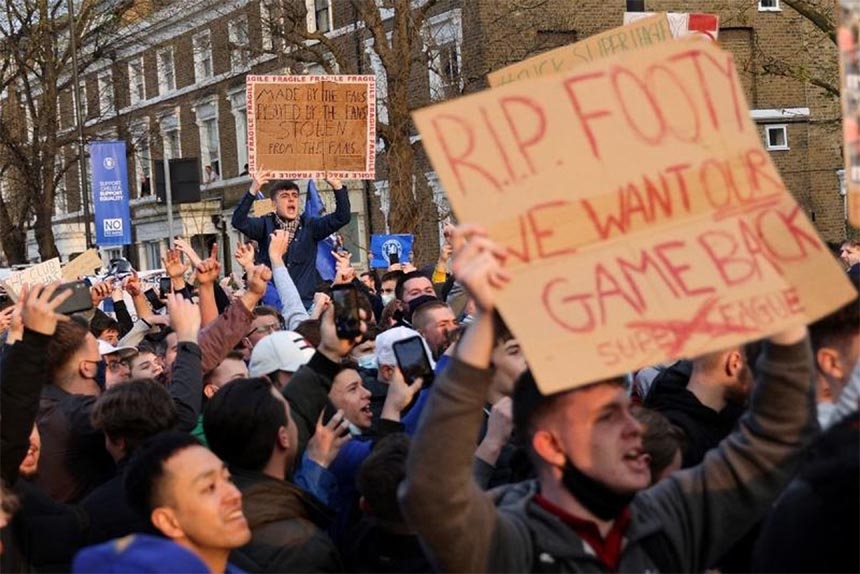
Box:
388, 251, 400, 265
158, 276, 172, 297
144, 288, 165, 311
321, 401, 350, 436
392, 335, 434, 387
50, 281, 94, 315
331, 284, 362, 339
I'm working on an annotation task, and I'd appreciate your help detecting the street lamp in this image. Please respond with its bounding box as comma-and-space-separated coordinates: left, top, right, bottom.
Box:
67, 0, 93, 249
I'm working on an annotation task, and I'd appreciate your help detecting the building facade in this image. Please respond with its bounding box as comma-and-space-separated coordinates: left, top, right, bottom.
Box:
27, 0, 851, 270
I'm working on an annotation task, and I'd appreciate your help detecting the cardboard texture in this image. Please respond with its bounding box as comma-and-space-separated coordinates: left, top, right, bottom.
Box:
414, 39, 857, 393
488, 14, 672, 87
246, 75, 376, 180
837, 9, 860, 226
252, 198, 275, 217
2, 258, 62, 301
624, 12, 720, 41
62, 249, 103, 281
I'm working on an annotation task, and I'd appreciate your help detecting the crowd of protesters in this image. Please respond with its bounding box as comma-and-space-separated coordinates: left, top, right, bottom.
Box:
0, 171, 857, 573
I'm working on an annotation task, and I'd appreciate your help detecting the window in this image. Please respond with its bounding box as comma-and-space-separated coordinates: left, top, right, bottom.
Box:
425, 10, 463, 101
626, 0, 645, 11
144, 240, 163, 270
193, 31, 214, 81
228, 88, 248, 176
159, 111, 181, 159
128, 57, 146, 105
228, 17, 250, 72
131, 121, 152, 197
260, 1, 277, 51
97, 69, 115, 115
194, 99, 220, 181
157, 47, 176, 94
306, 0, 332, 33
758, 0, 780, 11
74, 80, 87, 123
764, 125, 788, 150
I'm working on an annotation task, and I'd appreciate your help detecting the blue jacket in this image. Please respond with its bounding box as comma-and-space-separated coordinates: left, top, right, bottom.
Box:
231, 187, 350, 306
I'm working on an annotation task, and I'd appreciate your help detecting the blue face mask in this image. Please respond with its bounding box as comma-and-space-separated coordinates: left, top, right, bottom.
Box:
356, 355, 378, 371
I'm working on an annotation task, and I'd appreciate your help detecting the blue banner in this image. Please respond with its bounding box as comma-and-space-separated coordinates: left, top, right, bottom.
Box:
90, 141, 132, 246
304, 179, 337, 281
370, 234, 414, 268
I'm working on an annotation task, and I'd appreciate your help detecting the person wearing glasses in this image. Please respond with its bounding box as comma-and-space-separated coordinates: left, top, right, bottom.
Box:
238, 306, 284, 361
98, 340, 136, 389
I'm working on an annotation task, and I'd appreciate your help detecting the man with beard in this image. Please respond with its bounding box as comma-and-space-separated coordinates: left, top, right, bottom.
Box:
644, 345, 755, 467
400, 226, 815, 573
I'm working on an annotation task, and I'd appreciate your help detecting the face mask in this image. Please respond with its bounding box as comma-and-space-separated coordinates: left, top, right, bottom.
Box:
357, 354, 378, 371
94, 360, 107, 392
561, 456, 634, 521
381, 293, 395, 307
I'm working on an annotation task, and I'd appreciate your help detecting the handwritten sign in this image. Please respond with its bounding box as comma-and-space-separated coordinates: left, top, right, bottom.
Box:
489, 14, 671, 87
414, 39, 856, 393
247, 75, 376, 180
252, 198, 275, 217
62, 249, 103, 281
2, 258, 62, 301
624, 12, 720, 41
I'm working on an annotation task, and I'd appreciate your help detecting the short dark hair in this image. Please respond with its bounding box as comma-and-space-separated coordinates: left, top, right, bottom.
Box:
91, 379, 178, 455
356, 433, 410, 525
810, 291, 860, 355
493, 310, 514, 346
47, 320, 90, 379
380, 270, 404, 285
295, 319, 321, 347
631, 406, 685, 483
90, 313, 119, 338
125, 432, 201, 522
411, 300, 452, 332
395, 270, 431, 302
204, 377, 287, 471
268, 179, 300, 200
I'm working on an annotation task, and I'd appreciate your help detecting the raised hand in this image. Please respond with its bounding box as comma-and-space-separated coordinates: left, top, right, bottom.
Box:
0, 306, 14, 333
162, 248, 189, 279
306, 409, 351, 468
20, 283, 72, 336
318, 302, 366, 361
167, 292, 201, 343
89, 280, 114, 307
173, 237, 203, 268
268, 230, 290, 265
250, 169, 274, 195
245, 264, 272, 297
195, 243, 221, 285
122, 271, 142, 297
381, 365, 424, 420
450, 225, 510, 313
235, 242, 256, 271
323, 171, 343, 190
332, 250, 355, 285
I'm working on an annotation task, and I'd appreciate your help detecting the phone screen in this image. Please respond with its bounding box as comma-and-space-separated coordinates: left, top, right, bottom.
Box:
159, 276, 172, 297
331, 285, 361, 339
388, 251, 400, 265
392, 335, 434, 386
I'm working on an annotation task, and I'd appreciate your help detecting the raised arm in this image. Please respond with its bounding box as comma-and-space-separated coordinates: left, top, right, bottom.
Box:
194, 243, 222, 327
164, 293, 203, 432
231, 170, 272, 240
269, 230, 309, 328
308, 174, 351, 240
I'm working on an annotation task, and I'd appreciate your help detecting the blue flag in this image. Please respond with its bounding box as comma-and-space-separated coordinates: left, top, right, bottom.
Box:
370, 234, 413, 268
305, 179, 338, 281
90, 141, 132, 246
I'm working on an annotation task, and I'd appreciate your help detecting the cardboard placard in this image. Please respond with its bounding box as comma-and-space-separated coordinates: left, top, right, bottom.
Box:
252, 198, 275, 217
247, 75, 376, 180
624, 12, 720, 41
837, 5, 860, 226
488, 14, 672, 87
62, 249, 103, 281
2, 258, 62, 301
413, 39, 857, 393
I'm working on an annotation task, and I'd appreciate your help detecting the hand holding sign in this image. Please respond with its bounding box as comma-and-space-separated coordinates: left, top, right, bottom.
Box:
450, 225, 510, 314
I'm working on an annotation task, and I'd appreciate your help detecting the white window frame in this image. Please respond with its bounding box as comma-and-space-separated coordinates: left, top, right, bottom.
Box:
193, 30, 214, 81
228, 88, 248, 177
758, 0, 780, 11
131, 120, 153, 198
97, 69, 115, 116
144, 240, 164, 271
128, 56, 146, 105
424, 9, 463, 102
159, 110, 181, 159
306, 0, 333, 33
157, 47, 176, 95
228, 16, 250, 72
193, 98, 221, 181
260, 1, 277, 51
764, 124, 789, 151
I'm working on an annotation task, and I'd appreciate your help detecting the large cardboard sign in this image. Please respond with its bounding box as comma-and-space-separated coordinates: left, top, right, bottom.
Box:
2, 258, 62, 301
488, 14, 672, 87
247, 75, 376, 180
624, 12, 720, 41
414, 39, 857, 393
838, 4, 860, 225
62, 249, 103, 281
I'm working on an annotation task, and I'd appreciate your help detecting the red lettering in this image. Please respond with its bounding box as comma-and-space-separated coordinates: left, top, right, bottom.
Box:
543, 278, 596, 333
595, 263, 645, 323
646, 64, 701, 144
652, 240, 716, 296
700, 158, 737, 208
755, 205, 822, 262
563, 71, 610, 159
698, 230, 759, 286
499, 96, 547, 177
616, 250, 681, 310
742, 148, 784, 194
663, 163, 693, 212
669, 49, 745, 133
610, 66, 665, 146
432, 114, 501, 195
480, 107, 517, 185
527, 200, 577, 260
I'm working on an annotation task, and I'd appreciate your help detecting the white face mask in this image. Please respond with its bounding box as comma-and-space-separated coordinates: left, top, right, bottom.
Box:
381, 293, 396, 307
357, 354, 378, 371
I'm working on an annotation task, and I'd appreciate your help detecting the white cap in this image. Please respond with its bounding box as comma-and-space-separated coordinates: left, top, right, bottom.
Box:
375, 326, 423, 366
249, 330, 315, 377
98, 339, 138, 358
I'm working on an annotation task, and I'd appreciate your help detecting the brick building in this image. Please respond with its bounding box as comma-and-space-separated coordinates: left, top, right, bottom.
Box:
34, 0, 851, 270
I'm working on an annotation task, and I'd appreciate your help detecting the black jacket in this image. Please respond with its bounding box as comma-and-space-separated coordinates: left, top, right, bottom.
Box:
229, 469, 342, 573
752, 412, 860, 573
231, 187, 350, 306
644, 369, 744, 468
